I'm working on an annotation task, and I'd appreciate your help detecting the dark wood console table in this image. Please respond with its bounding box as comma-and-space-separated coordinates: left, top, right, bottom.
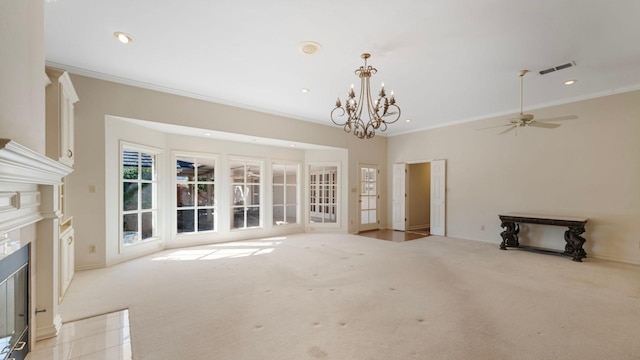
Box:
498, 213, 588, 262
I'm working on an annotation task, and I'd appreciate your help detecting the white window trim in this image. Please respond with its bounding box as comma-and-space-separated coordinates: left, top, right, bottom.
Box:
119, 141, 163, 253
306, 161, 341, 228
271, 160, 301, 227
173, 151, 219, 237
228, 156, 265, 231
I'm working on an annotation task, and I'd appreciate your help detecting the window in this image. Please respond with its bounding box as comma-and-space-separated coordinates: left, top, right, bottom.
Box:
272, 162, 299, 226
121, 146, 159, 247
230, 159, 262, 229
308, 164, 338, 224
176, 155, 216, 234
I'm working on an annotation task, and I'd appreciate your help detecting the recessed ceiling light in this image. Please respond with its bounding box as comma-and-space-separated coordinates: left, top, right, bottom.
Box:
204, 133, 211, 136
290, 144, 296, 147
114, 32, 133, 44
563, 79, 577, 85
405, 119, 412, 123
299, 41, 322, 55
300, 88, 310, 93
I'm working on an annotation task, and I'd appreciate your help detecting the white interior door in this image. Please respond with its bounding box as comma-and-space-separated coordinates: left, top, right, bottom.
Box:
392, 163, 407, 231
430, 159, 446, 236
358, 164, 379, 232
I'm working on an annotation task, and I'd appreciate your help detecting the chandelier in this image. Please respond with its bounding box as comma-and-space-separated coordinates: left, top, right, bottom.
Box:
330, 53, 401, 139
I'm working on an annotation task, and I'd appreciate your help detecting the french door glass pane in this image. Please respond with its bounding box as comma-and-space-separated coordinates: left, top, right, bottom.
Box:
327, 205, 337, 223
247, 163, 260, 179
198, 209, 215, 231
230, 162, 245, 181
176, 156, 196, 181
247, 207, 260, 227
232, 208, 245, 229
197, 158, 215, 181
273, 185, 284, 205
248, 185, 260, 205
286, 205, 297, 223
122, 151, 138, 179
197, 184, 214, 206
141, 153, 154, 180
232, 185, 245, 206
273, 205, 284, 224
273, 164, 285, 182
141, 183, 153, 209
123, 183, 138, 211
177, 209, 194, 233
122, 213, 138, 244
177, 184, 195, 207
285, 185, 296, 204
141, 211, 153, 239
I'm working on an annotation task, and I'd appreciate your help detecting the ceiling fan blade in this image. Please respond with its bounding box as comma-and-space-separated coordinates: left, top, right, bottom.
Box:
535, 115, 578, 122
529, 121, 561, 129
475, 123, 514, 130
499, 125, 517, 135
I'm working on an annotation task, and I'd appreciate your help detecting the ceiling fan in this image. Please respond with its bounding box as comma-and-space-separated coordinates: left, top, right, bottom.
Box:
478, 69, 577, 135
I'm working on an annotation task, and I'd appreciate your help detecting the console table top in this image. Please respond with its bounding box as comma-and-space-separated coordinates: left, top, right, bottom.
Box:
499, 212, 588, 223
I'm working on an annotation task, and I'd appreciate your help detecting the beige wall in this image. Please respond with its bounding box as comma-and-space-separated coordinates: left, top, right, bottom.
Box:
388, 90, 640, 264
68, 74, 387, 268
0, 0, 45, 153
408, 163, 430, 229
0, 0, 46, 347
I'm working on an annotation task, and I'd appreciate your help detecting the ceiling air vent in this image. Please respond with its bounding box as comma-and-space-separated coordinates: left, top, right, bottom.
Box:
538, 61, 576, 75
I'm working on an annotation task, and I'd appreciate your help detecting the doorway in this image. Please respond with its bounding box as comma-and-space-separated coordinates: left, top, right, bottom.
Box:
392, 160, 446, 236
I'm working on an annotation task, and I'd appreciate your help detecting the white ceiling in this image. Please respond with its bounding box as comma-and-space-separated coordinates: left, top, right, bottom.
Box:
44, 0, 640, 137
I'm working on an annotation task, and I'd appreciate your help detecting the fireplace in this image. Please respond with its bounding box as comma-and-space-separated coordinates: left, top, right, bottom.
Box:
0, 139, 73, 358
0, 243, 29, 360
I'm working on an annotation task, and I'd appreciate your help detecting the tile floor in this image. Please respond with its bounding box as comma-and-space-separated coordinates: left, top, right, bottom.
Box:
27, 309, 131, 360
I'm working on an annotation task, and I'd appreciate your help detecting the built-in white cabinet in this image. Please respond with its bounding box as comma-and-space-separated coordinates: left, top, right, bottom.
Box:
46, 69, 78, 167
59, 218, 74, 300
45, 68, 78, 303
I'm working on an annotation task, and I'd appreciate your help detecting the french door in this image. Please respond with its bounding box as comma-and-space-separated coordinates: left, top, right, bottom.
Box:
359, 164, 379, 231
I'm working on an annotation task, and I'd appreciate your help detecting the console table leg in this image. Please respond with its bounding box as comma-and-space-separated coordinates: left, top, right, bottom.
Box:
500, 221, 520, 249
564, 226, 587, 262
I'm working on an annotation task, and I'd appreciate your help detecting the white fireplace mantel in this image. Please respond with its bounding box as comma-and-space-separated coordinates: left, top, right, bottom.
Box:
0, 138, 74, 343
0, 138, 73, 233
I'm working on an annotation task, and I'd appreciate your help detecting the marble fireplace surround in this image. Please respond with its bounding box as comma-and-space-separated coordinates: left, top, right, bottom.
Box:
0, 139, 73, 346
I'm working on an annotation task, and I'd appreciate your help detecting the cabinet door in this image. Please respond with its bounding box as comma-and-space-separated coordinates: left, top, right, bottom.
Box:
58, 71, 78, 167
59, 82, 75, 166
59, 228, 75, 300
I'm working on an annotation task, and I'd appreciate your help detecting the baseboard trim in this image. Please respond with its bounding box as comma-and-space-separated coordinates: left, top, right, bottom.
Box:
449, 234, 640, 266
75, 264, 106, 271
408, 224, 429, 231
590, 253, 640, 266
36, 314, 62, 341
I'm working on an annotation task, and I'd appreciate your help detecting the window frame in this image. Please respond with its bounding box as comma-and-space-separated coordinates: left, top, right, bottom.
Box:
307, 162, 340, 227
174, 151, 218, 236
271, 160, 301, 227
229, 157, 264, 231
119, 142, 162, 251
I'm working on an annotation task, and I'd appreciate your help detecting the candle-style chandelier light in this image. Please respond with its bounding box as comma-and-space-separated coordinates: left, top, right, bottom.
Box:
330, 53, 401, 139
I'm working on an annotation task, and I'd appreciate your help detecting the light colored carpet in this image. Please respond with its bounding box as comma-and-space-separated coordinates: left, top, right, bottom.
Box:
60, 234, 640, 359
